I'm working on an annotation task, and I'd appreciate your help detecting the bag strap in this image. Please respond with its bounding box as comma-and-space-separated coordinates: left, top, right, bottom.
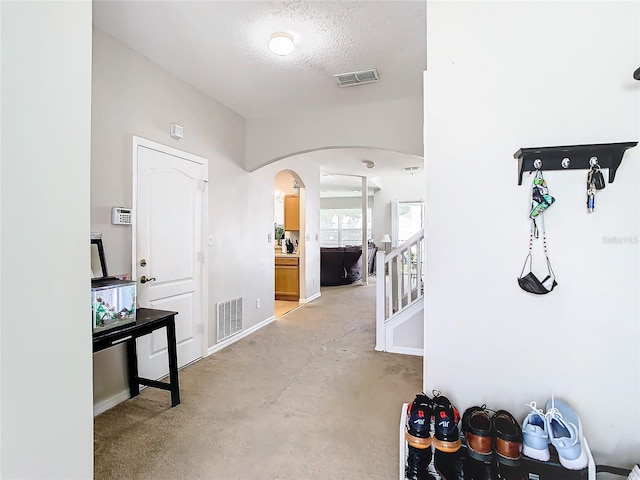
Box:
519, 220, 536, 277
539, 204, 557, 281
522, 171, 557, 281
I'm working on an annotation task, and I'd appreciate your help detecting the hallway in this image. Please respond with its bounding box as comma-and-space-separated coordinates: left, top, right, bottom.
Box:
94, 281, 423, 479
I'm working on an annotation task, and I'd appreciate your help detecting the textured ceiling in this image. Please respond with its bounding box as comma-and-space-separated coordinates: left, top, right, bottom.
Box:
92, 0, 426, 119
92, 0, 426, 188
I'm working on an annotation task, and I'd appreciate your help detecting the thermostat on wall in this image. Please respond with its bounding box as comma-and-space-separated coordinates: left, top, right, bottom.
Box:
112, 207, 132, 225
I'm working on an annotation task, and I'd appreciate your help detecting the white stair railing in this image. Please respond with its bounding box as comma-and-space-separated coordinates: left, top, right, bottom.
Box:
376, 229, 424, 351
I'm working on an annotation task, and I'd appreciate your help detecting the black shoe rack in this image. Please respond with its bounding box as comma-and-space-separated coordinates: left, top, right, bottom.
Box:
399, 403, 597, 480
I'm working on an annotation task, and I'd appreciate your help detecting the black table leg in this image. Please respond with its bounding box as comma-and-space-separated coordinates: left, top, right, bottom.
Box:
94, 309, 182, 408
165, 317, 181, 407
126, 338, 140, 398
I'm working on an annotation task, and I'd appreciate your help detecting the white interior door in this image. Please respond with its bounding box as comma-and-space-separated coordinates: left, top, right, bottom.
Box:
134, 138, 207, 381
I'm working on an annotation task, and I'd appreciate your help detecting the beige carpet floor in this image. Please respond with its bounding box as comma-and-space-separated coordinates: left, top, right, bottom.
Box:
94, 280, 423, 479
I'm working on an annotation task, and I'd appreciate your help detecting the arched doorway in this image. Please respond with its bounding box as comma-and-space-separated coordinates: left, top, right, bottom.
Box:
274, 169, 305, 318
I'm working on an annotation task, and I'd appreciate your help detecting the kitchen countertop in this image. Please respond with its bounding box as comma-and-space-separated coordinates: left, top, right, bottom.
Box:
275, 253, 299, 258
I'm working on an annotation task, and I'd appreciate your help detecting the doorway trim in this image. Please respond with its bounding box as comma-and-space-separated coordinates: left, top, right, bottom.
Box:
131, 135, 210, 359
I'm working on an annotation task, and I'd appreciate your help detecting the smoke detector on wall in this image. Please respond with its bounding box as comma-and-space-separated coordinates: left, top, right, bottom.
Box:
334, 69, 379, 87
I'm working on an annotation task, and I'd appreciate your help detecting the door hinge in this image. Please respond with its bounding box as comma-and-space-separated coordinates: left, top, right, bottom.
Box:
197, 251, 205, 263
198, 179, 207, 192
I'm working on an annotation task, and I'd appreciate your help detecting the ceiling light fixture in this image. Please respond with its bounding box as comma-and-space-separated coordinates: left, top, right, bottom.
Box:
362, 160, 376, 169
269, 32, 294, 56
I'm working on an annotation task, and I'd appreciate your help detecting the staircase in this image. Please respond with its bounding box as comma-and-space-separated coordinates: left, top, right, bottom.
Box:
375, 230, 424, 356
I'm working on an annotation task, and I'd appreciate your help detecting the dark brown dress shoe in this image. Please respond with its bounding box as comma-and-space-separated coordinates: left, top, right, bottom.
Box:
491, 410, 523, 466
462, 406, 493, 462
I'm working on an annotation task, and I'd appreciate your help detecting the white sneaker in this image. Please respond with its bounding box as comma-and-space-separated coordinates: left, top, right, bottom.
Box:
521, 401, 550, 461
545, 397, 588, 470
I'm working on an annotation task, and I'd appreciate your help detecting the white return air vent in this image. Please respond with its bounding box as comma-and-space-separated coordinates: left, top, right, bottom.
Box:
217, 297, 243, 342
333, 68, 379, 87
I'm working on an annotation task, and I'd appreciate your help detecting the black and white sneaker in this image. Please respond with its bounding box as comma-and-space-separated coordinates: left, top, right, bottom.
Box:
405, 393, 433, 449
432, 392, 462, 453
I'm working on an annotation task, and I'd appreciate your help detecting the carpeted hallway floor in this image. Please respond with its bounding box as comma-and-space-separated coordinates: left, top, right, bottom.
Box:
94, 280, 423, 479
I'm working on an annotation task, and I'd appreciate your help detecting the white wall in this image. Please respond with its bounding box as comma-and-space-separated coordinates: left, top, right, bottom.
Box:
392, 310, 424, 351
373, 173, 425, 246
245, 97, 424, 171
1, 2, 93, 478
91, 27, 246, 277
320, 196, 375, 210
249, 157, 322, 305
91, 28, 249, 407
91, 29, 324, 411
425, 1, 639, 466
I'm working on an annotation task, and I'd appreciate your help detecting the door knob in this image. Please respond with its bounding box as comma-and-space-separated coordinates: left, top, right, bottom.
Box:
140, 276, 156, 284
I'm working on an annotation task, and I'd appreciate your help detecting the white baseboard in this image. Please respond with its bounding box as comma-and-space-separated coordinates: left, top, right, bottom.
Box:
94, 389, 130, 417
207, 314, 276, 356
300, 292, 321, 304
384, 345, 423, 357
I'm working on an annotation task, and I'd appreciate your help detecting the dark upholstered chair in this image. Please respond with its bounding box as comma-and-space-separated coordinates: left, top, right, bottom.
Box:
320, 242, 378, 286
343, 246, 363, 283
320, 247, 349, 286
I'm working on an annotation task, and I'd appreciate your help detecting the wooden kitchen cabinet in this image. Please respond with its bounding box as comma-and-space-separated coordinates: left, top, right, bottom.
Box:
284, 194, 300, 231
275, 256, 299, 301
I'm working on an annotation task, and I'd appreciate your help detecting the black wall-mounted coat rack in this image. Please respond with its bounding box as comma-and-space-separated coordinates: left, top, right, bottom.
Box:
514, 142, 638, 185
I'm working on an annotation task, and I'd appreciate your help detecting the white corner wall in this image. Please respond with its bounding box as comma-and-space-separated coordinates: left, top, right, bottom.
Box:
91, 27, 329, 414
91, 28, 249, 408
372, 172, 425, 245
1, 2, 93, 478
390, 307, 424, 353
247, 156, 322, 308
425, 1, 639, 466
245, 97, 424, 171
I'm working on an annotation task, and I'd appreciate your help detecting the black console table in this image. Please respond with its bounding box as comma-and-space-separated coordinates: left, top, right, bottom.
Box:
93, 308, 180, 407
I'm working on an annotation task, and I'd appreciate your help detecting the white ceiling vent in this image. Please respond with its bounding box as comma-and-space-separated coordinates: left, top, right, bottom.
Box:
333, 69, 379, 87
